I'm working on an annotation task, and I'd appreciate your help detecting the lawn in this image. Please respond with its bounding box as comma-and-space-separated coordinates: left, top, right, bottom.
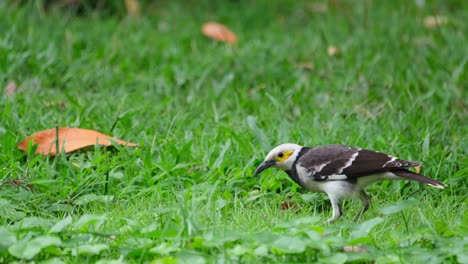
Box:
0, 0, 467, 263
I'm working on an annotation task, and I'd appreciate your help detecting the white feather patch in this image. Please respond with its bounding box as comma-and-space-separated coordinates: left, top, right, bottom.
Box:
316, 181, 355, 199
338, 149, 360, 174
314, 161, 331, 173
296, 165, 311, 183
327, 174, 348, 180
382, 155, 397, 167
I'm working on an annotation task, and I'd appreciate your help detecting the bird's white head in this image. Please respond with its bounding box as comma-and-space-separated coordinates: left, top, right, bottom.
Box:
254, 143, 303, 175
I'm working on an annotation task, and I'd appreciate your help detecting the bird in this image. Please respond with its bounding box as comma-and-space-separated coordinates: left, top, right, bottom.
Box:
254, 143, 446, 223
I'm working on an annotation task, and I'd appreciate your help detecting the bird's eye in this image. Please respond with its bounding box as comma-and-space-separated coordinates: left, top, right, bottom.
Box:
278, 152, 284, 158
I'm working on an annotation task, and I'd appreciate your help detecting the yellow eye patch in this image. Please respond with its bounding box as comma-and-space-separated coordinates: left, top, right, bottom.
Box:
276, 150, 293, 163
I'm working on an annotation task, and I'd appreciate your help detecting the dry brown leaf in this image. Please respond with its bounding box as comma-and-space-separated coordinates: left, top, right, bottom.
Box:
295, 62, 315, 71
4, 81, 17, 96
342, 245, 368, 253
247, 84, 266, 96
415, 165, 421, 174
424, 15, 448, 28
187, 165, 205, 174
125, 0, 140, 17
54, 0, 81, 9
327, 45, 339, 56
2, 179, 34, 191
280, 200, 298, 210
308, 3, 328, 13
413, 36, 435, 48
202, 22, 237, 44
328, 0, 341, 8
18, 127, 137, 156
45, 100, 67, 109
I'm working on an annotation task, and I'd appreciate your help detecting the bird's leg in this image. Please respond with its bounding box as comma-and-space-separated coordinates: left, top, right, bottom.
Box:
327, 196, 343, 223
353, 190, 370, 221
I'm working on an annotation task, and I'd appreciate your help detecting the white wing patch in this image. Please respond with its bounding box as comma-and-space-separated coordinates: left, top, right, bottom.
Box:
327, 174, 348, 180
314, 161, 331, 173
382, 155, 397, 167
337, 149, 360, 174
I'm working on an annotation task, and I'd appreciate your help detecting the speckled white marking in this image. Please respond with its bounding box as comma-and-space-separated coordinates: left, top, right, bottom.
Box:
328, 174, 348, 180
382, 156, 397, 167
314, 161, 331, 173
338, 149, 360, 173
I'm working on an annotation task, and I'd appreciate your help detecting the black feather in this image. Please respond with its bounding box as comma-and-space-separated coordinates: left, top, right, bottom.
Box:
297, 144, 421, 180
392, 169, 446, 189
287, 147, 312, 186
298, 145, 357, 179
341, 149, 418, 177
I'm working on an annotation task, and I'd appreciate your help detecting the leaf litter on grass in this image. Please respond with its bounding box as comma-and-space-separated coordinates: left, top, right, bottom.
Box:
3, 81, 17, 96
1, 0, 466, 262
18, 127, 137, 156
201, 22, 237, 44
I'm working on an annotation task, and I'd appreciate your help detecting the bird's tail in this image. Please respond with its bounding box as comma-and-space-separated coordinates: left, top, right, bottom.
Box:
392, 169, 446, 189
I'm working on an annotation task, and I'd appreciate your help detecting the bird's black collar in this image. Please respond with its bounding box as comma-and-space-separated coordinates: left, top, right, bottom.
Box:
285, 147, 312, 187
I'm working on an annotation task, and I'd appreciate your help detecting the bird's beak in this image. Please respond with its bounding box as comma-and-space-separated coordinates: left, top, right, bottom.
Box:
254, 160, 276, 176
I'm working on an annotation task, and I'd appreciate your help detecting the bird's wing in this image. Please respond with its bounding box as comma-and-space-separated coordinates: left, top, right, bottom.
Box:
297, 144, 419, 180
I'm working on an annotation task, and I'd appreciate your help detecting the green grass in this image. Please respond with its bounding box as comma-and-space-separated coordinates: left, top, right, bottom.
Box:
1, 0, 467, 262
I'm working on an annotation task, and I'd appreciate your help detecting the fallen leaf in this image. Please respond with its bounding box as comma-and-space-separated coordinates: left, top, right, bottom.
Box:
45, 101, 67, 109
187, 165, 204, 174
3, 179, 34, 191
424, 15, 448, 28
4, 81, 17, 96
202, 22, 237, 44
295, 62, 315, 71
342, 245, 368, 253
54, 0, 81, 9
328, 0, 341, 9
70, 162, 81, 168
413, 36, 435, 48
18, 128, 137, 156
415, 165, 421, 174
247, 84, 266, 96
327, 45, 339, 56
354, 104, 384, 120
280, 200, 298, 210
125, 0, 140, 17
308, 3, 328, 13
